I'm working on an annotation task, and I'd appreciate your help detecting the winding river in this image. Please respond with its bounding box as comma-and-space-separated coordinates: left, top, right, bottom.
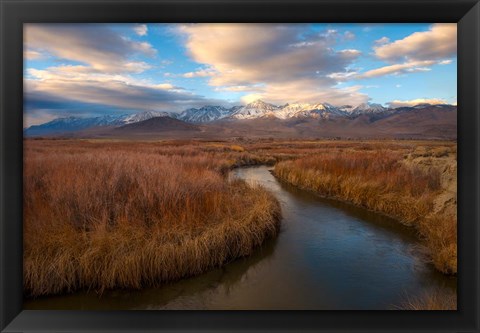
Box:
25, 166, 456, 310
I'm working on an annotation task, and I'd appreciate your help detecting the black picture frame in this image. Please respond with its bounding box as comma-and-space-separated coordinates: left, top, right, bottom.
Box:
1, 0, 479, 332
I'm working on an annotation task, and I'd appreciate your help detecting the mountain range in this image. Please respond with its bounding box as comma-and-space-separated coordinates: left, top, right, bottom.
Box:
24, 100, 457, 139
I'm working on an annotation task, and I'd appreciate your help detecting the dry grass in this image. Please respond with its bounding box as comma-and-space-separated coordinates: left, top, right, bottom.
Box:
24, 138, 457, 297
24, 140, 281, 297
399, 288, 457, 310
273, 143, 457, 274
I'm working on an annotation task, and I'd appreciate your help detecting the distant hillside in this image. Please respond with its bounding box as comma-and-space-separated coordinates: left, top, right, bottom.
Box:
24, 115, 126, 137
114, 116, 201, 133
370, 105, 457, 139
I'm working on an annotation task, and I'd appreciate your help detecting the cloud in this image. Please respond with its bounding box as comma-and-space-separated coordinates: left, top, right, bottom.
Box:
374, 37, 390, 45
344, 31, 355, 40
24, 65, 226, 127
177, 24, 367, 105
23, 110, 62, 128
134, 24, 148, 36
373, 23, 456, 62
356, 60, 436, 79
338, 49, 362, 58
154, 83, 176, 90
387, 98, 449, 108
239, 82, 368, 106
24, 50, 45, 60
216, 85, 257, 92
182, 68, 217, 78
26, 66, 219, 110
335, 24, 456, 81
24, 24, 156, 73
130, 41, 156, 57
327, 71, 358, 80
438, 59, 453, 65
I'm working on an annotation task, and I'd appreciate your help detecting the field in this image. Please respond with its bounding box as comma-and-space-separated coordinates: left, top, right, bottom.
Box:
24, 138, 457, 298
23, 139, 281, 297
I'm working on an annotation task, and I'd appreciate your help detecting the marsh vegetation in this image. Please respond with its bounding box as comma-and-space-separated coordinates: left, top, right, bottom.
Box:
23, 140, 280, 297
24, 139, 457, 309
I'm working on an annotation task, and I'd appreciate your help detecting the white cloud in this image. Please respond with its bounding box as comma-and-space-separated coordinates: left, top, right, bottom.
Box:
24, 50, 45, 60
123, 62, 152, 73
133, 24, 148, 36
327, 71, 358, 80
373, 23, 456, 62
182, 68, 217, 78
177, 24, 367, 105
387, 98, 449, 108
130, 40, 156, 57
338, 24, 457, 82
334, 24, 456, 82
25, 64, 226, 126
356, 60, 436, 79
338, 49, 362, 58
216, 85, 257, 92
439, 59, 453, 65
374, 37, 390, 45
239, 82, 368, 106
24, 24, 156, 73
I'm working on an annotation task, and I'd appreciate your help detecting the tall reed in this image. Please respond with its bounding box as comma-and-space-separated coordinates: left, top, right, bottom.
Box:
24, 141, 280, 296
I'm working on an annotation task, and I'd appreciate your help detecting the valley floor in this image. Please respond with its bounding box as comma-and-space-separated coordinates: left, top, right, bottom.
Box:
23, 138, 457, 298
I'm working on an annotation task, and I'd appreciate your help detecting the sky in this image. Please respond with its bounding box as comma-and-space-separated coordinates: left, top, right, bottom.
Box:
24, 23, 457, 127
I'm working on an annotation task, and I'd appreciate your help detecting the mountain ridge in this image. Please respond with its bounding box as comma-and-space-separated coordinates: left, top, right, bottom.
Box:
24, 100, 457, 138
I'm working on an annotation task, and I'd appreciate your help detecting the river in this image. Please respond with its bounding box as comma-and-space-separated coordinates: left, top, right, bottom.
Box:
24, 166, 456, 310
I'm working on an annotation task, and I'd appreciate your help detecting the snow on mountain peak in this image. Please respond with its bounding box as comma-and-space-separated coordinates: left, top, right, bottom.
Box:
122, 111, 170, 124
231, 100, 280, 119
178, 105, 232, 123
352, 102, 386, 114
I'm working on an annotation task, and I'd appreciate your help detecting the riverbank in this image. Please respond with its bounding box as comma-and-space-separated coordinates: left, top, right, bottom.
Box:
273, 145, 457, 274
24, 140, 281, 297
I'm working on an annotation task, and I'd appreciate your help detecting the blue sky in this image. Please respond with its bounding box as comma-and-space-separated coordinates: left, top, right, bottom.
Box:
24, 23, 457, 126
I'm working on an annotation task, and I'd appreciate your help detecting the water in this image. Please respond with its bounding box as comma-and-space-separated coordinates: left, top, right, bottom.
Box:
24, 166, 456, 310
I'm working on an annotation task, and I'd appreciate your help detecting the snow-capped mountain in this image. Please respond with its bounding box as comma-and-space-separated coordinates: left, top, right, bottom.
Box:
310, 102, 349, 117
277, 103, 316, 119
122, 111, 170, 124
226, 100, 350, 120
24, 100, 393, 136
351, 103, 386, 115
275, 102, 348, 119
177, 106, 233, 123
24, 100, 456, 137
231, 100, 281, 119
